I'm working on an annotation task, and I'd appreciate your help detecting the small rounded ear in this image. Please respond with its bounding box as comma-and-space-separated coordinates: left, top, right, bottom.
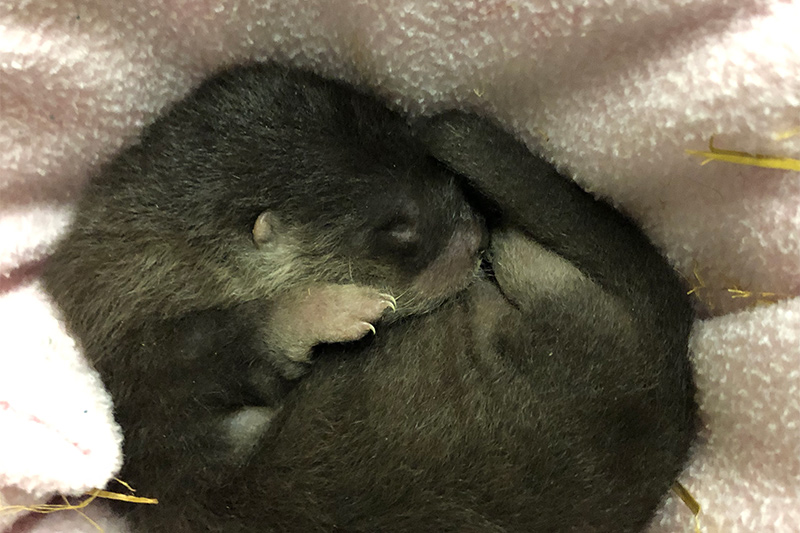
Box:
253, 211, 280, 247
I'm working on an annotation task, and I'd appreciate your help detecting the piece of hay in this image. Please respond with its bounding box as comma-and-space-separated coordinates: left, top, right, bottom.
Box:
672, 482, 702, 533
686, 264, 786, 313
0, 480, 157, 533
686, 136, 800, 171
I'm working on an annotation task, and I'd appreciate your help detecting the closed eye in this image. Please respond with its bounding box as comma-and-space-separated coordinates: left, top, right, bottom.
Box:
374, 213, 421, 256
384, 220, 419, 246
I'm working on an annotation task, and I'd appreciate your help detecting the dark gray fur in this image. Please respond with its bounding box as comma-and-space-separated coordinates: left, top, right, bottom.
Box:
42, 63, 484, 524
43, 64, 696, 533
176, 114, 695, 533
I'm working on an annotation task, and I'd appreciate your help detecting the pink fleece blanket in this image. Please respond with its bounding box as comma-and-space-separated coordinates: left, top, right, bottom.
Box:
2, 1, 798, 531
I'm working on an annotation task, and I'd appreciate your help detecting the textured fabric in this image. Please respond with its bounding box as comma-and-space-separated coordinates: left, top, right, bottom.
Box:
1, 0, 798, 531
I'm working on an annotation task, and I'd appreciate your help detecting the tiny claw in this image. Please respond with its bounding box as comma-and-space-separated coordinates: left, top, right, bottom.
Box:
364, 322, 377, 336
379, 293, 397, 311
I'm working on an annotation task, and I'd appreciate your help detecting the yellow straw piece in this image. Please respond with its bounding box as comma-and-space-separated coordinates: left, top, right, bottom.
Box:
727, 288, 780, 301
113, 478, 137, 492
686, 264, 786, 311
0, 491, 101, 522
685, 264, 706, 297
88, 489, 158, 505
60, 495, 102, 533
672, 482, 702, 533
772, 127, 800, 141
686, 136, 800, 171
0, 484, 157, 533
0, 488, 157, 515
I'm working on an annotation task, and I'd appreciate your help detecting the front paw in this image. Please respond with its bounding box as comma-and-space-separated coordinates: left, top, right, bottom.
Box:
307, 284, 396, 343
267, 284, 396, 362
